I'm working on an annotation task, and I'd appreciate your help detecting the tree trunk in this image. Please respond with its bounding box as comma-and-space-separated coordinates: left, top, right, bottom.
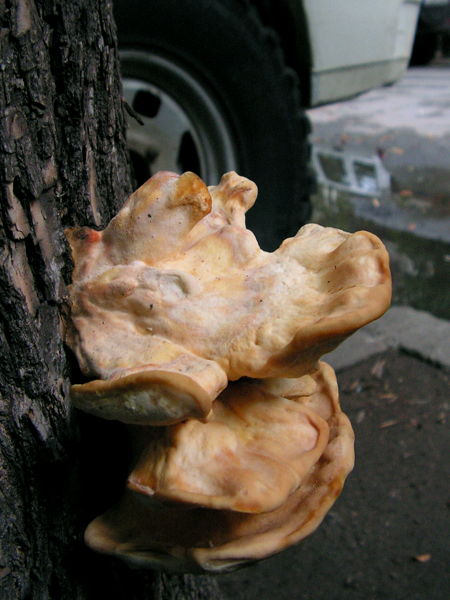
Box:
0, 1, 223, 598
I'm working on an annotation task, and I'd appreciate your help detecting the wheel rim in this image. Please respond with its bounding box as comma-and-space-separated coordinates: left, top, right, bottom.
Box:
120, 51, 239, 187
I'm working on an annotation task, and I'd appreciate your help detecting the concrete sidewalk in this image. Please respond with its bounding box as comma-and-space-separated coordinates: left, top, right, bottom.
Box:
325, 305, 450, 371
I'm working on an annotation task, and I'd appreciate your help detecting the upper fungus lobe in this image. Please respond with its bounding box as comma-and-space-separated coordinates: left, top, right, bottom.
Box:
66, 170, 391, 425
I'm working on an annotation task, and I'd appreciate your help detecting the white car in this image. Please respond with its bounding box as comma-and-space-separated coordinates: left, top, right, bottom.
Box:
114, 0, 421, 249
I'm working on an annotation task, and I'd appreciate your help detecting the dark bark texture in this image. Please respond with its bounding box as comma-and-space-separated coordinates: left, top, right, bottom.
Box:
0, 1, 223, 598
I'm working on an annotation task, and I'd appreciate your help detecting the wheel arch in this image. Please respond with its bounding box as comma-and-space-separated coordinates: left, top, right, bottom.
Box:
251, 0, 313, 107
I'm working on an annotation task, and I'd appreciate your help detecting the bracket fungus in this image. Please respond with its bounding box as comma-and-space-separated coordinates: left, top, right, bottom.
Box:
66, 170, 391, 573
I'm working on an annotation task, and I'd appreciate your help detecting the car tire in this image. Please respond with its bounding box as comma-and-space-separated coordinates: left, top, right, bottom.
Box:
114, 0, 314, 250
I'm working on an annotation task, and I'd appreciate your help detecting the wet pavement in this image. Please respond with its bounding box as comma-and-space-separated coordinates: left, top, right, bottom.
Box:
306, 62, 450, 320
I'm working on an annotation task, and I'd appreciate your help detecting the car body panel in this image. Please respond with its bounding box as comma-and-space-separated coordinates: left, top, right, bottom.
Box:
302, 0, 421, 105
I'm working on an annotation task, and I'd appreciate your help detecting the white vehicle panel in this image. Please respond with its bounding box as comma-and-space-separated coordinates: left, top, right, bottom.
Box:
303, 0, 421, 105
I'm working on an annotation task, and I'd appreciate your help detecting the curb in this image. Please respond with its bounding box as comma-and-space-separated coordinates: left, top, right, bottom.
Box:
324, 306, 450, 371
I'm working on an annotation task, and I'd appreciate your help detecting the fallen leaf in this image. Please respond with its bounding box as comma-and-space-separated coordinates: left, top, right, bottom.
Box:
356, 410, 366, 424
380, 419, 399, 429
436, 412, 446, 424
408, 223, 417, 231
371, 359, 386, 378
391, 147, 405, 155
371, 198, 380, 208
380, 393, 398, 402
400, 189, 413, 197
414, 554, 431, 563
346, 380, 363, 393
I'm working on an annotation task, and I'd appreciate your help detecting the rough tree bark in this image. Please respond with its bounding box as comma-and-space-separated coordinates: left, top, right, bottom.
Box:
0, 1, 223, 598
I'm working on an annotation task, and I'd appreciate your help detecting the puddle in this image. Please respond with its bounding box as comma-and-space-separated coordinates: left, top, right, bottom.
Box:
307, 70, 450, 321
312, 185, 450, 320
391, 166, 450, 219
344, 192, 450, 243
312, 145, 450, 243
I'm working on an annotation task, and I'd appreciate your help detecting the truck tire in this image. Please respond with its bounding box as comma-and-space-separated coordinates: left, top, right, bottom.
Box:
114, 0, 313, 250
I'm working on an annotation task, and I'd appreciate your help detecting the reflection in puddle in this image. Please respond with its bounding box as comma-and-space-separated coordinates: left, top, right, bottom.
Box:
310, 144, 450, 318
312, 146, 391, 197
311, 145, 450, 244
311, 184, 450, 320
